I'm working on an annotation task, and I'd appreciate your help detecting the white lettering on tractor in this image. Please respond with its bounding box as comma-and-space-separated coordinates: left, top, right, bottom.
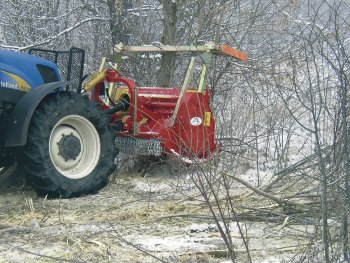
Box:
0, 80, 18, 89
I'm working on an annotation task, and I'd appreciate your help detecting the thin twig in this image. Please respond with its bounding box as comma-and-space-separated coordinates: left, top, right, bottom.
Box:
106, 219, 169, 263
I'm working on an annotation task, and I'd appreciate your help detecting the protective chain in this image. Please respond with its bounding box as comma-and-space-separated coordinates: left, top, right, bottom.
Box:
115, 136, 162, 156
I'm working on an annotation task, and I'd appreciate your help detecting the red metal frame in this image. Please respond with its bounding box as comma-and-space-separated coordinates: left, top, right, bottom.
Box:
87, 43, 248, 162
91, 68, 219, 162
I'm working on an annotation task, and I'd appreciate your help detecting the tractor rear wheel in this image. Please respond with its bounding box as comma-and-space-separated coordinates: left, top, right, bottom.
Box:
23, 92, 117, 198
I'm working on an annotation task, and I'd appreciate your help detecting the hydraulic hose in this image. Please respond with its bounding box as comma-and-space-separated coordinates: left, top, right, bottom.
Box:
105, 97, 129, 115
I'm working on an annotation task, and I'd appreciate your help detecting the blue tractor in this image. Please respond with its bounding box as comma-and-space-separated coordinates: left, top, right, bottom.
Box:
0, 48, 117, 198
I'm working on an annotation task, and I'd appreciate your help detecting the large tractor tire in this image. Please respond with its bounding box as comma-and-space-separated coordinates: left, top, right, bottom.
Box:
23, 92, 117, 198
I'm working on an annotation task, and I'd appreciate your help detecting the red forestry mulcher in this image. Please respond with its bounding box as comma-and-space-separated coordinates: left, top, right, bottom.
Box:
85, 43, 248, 163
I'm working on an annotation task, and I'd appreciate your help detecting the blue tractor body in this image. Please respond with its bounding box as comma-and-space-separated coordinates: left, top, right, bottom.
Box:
0, 50, 66, 167
0, 50, 61, 92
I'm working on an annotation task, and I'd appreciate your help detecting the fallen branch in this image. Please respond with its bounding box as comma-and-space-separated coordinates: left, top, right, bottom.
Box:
158, 211, 312, 224
0, 223, 14, 230
0, 224, 31, 234
215, 168, 310, 209
1, 242, 82, 262
158, 213, 282, 222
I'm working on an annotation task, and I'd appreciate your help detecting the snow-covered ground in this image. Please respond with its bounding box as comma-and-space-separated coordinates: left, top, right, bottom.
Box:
0, 155, 315, 262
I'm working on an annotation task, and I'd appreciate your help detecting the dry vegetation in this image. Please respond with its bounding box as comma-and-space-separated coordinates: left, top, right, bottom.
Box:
0, 153, 325, 263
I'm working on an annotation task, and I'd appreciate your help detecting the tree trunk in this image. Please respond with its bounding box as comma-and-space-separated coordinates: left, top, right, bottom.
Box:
157, 0, 177, 87
107, 0, 132, 47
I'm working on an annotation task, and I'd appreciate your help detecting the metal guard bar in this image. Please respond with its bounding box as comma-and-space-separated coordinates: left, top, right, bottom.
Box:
113, 43, 248, 62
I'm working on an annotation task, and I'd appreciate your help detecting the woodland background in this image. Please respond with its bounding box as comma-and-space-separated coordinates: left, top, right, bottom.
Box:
1, 0, 350, 262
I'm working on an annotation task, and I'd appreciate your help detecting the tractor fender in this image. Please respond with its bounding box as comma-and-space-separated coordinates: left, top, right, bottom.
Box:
5, 81, 76, 147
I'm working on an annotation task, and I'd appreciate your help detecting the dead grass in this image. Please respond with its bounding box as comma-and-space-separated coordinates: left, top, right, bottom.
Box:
0, 162, 315, 263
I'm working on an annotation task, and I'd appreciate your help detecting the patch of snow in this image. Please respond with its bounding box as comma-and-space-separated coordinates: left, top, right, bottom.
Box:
132, 235, 219, 252
132, 181, 172, 193
239, 168, 273, 185
252, 257, 290, 263
140, 54, 162, 59
187, 222, 245, 234
187, 223, 217, 233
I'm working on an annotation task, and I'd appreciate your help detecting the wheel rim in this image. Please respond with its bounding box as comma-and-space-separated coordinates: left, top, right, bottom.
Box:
49, 115, 101, 179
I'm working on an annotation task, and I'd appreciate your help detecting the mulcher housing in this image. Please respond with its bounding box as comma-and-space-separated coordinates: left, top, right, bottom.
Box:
85, 43, 248, 163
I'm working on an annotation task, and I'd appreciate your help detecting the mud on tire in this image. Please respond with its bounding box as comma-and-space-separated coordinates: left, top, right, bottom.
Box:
23, 92, 117, 198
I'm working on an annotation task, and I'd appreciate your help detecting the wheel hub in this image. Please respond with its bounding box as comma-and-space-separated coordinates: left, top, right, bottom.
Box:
58, 134, 82, 161
49, 115, 101, 179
